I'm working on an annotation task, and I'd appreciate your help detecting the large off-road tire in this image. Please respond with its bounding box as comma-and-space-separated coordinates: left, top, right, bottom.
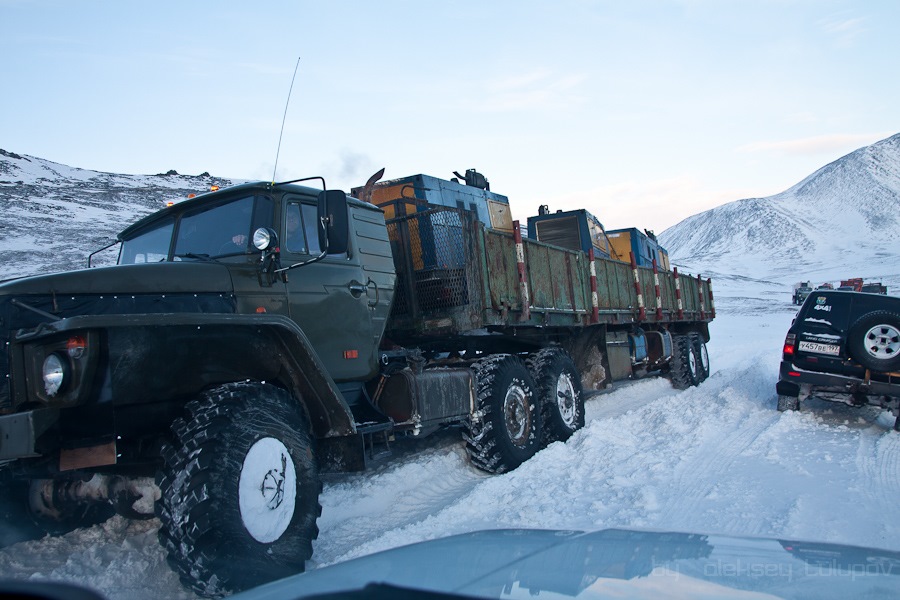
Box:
847, 311, 900, 372
157, 382, 321, 597
527, 348, 584, 445
669, 335, 700, 390
464, 354, 541, 473
691, 333, 710, 382
777, 395, 799, 412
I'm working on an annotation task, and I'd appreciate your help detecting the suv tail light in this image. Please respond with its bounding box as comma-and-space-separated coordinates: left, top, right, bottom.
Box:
782, 333, 796, 359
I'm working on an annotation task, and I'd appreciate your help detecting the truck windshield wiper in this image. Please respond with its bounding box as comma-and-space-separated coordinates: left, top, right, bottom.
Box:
171, 253, 213, 262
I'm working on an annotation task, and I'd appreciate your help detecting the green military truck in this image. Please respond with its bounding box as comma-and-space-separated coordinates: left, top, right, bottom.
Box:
0, 171, 714, 596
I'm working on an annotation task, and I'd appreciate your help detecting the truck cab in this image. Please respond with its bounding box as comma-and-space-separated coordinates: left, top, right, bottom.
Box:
116, 181, 396, 382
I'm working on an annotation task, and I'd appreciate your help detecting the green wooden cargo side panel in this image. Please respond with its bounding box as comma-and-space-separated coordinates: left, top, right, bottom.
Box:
523, 242, 589, 313
681, 276, 699, 313
592, 259, 625, 311
483, 229, 519, 311
384, 205, 713, 339
526, 243, 555, 310
660, 272, 675, 312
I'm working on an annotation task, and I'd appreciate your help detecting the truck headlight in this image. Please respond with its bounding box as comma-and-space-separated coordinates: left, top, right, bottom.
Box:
42, 353, 69, 396
253, 227, 278, 251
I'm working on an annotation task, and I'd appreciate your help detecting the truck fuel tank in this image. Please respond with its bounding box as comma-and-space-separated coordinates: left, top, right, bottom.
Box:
376, 367, 473, 435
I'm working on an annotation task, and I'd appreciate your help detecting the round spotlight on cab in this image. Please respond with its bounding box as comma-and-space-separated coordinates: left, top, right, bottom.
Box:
253, 228, 278, 251
42, 353, 69, 397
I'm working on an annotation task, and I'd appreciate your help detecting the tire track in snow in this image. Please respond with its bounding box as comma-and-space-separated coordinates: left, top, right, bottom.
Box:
855, 426, 900, 507
584, 378, 673, 423
656, 393, 776, 529
312, 435, 485, 566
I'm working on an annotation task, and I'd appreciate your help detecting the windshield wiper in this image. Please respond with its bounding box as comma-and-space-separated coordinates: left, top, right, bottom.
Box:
171, 253, 213, 262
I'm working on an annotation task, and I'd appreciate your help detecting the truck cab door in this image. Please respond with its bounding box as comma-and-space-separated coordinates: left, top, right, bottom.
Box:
281, 196, 378, 383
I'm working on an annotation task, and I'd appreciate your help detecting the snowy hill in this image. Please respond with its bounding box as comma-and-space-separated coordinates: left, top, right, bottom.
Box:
659, 133, 900, 287
0, 149, 237, 280
4, 138, 898, 288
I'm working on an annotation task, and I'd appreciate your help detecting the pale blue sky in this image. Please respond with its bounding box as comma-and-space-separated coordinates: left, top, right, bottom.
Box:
2, 0, 897, 232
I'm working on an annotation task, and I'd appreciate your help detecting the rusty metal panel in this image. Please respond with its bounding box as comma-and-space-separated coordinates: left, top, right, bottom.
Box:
681, 276, 698, 313
659, 271, 675, 313
522, 241, 591, 317
484, 229, 519, 312
60, 440, 117, 471
595, 259, 612, 309
610, 261, 635, 309
525, 243, 554, 309
550, 249, 573, 310
638, 267, 655, 317
571, 253, 590, 313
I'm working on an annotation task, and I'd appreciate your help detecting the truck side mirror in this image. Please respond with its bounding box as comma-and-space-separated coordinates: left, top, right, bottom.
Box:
318, 190, 349, 254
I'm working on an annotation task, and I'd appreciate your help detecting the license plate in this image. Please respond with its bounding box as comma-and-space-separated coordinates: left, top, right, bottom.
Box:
798, 341, 840, 356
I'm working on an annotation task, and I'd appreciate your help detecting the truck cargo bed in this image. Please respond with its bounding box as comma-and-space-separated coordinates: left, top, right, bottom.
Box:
385, 205, 713, 342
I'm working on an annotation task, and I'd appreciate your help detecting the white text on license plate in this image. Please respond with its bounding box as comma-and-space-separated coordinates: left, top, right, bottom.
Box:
799, 341, 840, 356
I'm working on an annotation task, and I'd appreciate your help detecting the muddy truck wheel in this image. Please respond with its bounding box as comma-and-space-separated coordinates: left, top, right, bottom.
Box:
691, 333, 710, 382
527, 348, 584, 445
465, 354, 542, 473
670, 335, 700, 390
157, 382, 321, 597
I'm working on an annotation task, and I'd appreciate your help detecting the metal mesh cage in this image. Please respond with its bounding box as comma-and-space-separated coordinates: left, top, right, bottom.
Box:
386, 205, 475, 319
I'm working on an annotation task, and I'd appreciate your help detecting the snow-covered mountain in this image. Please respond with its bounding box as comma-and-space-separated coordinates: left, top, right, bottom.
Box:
0, 149, 237, 280
659, 133, 900, 286
4, 137, 899, 287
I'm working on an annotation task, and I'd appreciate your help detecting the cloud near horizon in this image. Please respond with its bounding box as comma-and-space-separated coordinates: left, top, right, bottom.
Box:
736, 133, 892, 157
520, 176, 753, 235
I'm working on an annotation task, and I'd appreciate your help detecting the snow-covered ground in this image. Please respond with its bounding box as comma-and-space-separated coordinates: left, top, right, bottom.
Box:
1, 276, 898, 600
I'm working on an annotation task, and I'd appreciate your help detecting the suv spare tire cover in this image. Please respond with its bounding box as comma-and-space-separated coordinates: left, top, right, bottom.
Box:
847, 310, 900, 372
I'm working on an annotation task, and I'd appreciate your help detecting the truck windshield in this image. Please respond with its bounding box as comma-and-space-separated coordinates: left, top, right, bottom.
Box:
174, 196, 256, 259
119, 195, 261, 264
119, 219, 175, 264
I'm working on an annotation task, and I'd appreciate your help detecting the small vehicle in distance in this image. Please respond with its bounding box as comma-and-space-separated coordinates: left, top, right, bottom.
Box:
792, 281, 813, 305
840, 277, 864, 292
861, 282, 888, 295
776, 290, 900, 429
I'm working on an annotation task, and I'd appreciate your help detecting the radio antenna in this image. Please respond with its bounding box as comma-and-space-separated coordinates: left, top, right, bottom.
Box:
272, 57, 301, 185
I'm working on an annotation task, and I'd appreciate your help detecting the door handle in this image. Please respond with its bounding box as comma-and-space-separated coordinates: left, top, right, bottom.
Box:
348, 281, 366, 297
366, 278, 379, 307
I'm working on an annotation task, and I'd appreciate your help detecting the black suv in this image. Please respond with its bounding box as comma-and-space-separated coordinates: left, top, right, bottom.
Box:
776, 290, 900, 429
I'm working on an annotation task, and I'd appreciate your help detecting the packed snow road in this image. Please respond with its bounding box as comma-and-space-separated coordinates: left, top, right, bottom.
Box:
1, 300, 899, 600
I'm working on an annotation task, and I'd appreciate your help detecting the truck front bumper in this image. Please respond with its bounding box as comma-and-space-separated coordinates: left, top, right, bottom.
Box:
0, 408, 58, 461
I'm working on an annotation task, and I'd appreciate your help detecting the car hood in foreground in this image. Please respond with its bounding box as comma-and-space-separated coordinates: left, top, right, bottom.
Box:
234, 528, 900, 600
